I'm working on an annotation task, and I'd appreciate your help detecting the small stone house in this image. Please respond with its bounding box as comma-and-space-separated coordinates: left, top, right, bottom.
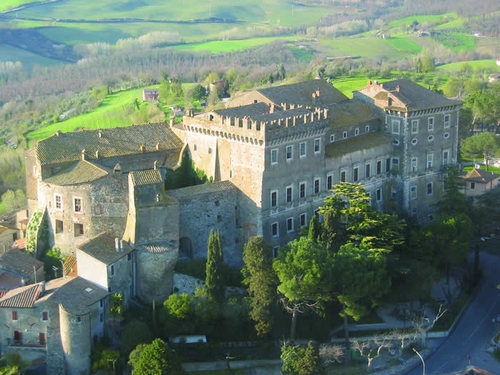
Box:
0, 225, 19, 253
0, 249, 44, 295
142, 89, 159, 101
461, 168, 499, 196
0, 276, 108, 374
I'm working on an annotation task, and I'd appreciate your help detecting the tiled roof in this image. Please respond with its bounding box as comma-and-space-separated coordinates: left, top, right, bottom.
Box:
0, 249, 43, 276
49, 277, 108, 315
12, 238, 26, 250
168, 181, 236, 198
78, 232, 132, 265
329, 100, 379, 129
0, 283, 41, 308
358, 79, 460, 111
44, 160, 108, 186
326, 132, 392, 158
130, 169, 164, 186
257, 79, 349, 107
36, 123, 183, 166
215, 104, 312, 122
462, 168, 500, 183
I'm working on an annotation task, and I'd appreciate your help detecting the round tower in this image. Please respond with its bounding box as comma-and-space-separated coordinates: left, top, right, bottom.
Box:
59, 303, 91, 375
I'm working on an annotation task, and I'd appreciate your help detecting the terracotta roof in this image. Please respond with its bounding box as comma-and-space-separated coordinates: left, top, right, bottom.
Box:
36, 123, 183, 166
0, 283, 41, 308
357, 79, 460, 111
462, 168, 499, 183
326, 132, 392, 158
329, 100, 379, 129
44, 160, 108, 186
12, 238, 25, 250
78, 232, 132, 265
130, 169, 164, 186
168, 181, 236, 198
257, 79, 349, 107
0, 249, 43, 276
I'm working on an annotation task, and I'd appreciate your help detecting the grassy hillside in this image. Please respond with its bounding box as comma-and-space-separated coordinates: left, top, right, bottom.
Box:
0, 0, 40, 11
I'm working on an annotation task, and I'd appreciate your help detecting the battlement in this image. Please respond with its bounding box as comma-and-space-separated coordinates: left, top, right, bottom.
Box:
181, 105, 329, 145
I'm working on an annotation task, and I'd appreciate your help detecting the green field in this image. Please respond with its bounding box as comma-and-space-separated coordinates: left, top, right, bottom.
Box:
438, 59, 499, 72
385, 36, 422, 54
26, 87, 148, 144
322, 36, 410, 59
170, 36, 300, 53
0, 0, 41, 12
387, 13, 457, 28
0, 43, 63, 68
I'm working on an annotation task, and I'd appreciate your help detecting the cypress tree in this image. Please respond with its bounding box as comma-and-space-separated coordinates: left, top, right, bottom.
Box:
205, 229, 224, 303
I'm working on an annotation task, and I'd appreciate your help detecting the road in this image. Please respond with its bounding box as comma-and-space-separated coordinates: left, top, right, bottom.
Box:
407, 251, 500, 375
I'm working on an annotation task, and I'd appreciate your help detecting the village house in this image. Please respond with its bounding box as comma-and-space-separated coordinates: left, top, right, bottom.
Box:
461, 168, 500, 196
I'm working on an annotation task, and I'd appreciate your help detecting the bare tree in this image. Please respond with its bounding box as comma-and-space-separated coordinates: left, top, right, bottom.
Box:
318, 343, 344, 367
411, 305, 447, 347
351, 334, 390, 369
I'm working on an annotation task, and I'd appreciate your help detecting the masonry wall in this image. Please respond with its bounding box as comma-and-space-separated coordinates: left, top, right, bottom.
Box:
59, 304, 91, 375
76, 250, 108, 290
39, 174, 129, 254
107, 252, 134, 305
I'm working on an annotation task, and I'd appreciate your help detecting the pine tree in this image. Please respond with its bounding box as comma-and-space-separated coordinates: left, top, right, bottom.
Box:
205, 229, 224, 303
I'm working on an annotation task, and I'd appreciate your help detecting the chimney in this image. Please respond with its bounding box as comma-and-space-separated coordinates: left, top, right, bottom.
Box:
140, 144, 146, 153
154, 160, 158, 170
81, 149, 86, 160
38, 281, 45, 293
270, 103, 274, 114
396, 85, 401, 93
98, 130, 102, 138
368, 80, 372, 88
120, 240, 124, 252
156, 143, 160, 150
316, 88, 321, 97
115, 238, 119, 252
95, 150, 99, 159
55, 130, 61, 137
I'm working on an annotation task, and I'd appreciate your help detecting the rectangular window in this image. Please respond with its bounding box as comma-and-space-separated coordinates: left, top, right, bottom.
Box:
365, 125, 370, 133
327, 174, 333, 190
386, 158, 391, 172
340, 170, 346, 182
286, 217, 294, 233
127, 253, 132, 261
376, 160, 382, 174
74, 223, 84, 237
100, 299, 104, 308
376, 188, 382, 201
271, 222, 279, 237
411, 186, 417, 200
286, 186, 293, 203
392, 158, 399, 171
42, 311, 48, 321
343, 131, 347, 139
427, 153, 433, 169
299, 142, 306, 158
100, 313, 104, 323
300, 213, 307, 227
353, 167, 359, 182
12, 311, 18, 321
314, 178, 320, 194
286, 145, 293, 161
271, 149, 278, 165
428, 117, 434, 131
330, 134, 335, 143
273, 247, 279, 258
365, 163, 371, 179
392, 120, 400, 134
39, 333, 46, 346
427, 183, 433, 195
470, 182, 475, 190
443, 150, 449, 166
270, 190, 278, 208
411, 120, 419, 134
355, 128, 359, 136
314, 138, 321, 154
444, 114, 451, 128
299, 183, 306, 199
74, 198, 82, 213
55, 194, 62, 210
411, 157, 417, 172
56, 220, 64, 234
110, 264, 115, 276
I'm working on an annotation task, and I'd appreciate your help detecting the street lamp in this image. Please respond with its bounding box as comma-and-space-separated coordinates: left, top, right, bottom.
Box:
412, 348, 426, 375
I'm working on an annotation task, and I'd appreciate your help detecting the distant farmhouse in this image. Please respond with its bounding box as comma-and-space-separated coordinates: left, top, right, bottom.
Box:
0, 78, 461, 373
142, 88, 159, 101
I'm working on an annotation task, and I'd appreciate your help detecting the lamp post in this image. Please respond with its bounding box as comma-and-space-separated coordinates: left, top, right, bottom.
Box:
412, 348, 426, 375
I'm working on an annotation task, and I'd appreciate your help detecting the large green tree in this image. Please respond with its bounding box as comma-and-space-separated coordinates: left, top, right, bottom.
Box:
273, 237, 331, 341
205, 229, 224, 303
129, 338, 186, 375
242, 236, 278, 337
318, 182, 405, 252
460, 131, 500, 170
330, 242, 391, 351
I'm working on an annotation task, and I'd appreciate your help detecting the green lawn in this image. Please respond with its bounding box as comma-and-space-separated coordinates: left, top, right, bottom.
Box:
0, 0, 41, 12
26, 87, 149, 144
169, 36, 299, 53
387, 13, 457, 28
332, 75, 390, 98
385, 36, 422, 54
438, 59, 499, 72
0, 44, 63, 69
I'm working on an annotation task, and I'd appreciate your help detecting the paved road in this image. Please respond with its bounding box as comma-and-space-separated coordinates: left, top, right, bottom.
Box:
407, 251, 500, 375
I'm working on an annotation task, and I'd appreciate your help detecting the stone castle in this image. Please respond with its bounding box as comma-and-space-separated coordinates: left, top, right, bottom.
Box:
0, 78, 460, 373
